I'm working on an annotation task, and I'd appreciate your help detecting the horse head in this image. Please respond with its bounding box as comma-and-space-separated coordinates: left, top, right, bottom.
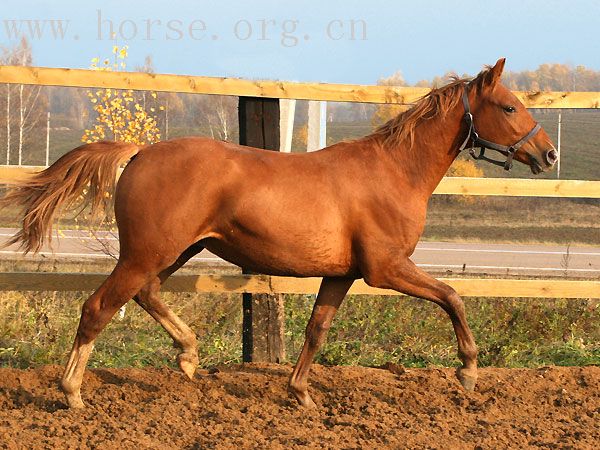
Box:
464, 58, 557, 174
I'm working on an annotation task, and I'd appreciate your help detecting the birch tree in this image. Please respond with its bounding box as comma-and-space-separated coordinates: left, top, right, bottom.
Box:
1, 37, 46, 165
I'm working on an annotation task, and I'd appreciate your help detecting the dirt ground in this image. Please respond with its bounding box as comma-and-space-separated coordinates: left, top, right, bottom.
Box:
0, 364, 598, 449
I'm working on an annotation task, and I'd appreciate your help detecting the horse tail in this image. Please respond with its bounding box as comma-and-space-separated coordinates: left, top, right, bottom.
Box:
0, 141, 140, 254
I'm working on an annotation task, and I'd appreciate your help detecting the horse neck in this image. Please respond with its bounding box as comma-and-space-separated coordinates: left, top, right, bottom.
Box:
386, 103, 465, 197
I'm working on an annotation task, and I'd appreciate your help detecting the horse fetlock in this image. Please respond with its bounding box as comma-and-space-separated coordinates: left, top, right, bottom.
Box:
177, 352, 199, 380
456, 366, 478, 392
59, 377, 76, 395
458, 340, 478, 364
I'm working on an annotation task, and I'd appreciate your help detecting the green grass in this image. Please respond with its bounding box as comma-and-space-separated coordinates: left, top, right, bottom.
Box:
0, 258, 597, 370
286, 294, 600, 368
1, 285, 598, 370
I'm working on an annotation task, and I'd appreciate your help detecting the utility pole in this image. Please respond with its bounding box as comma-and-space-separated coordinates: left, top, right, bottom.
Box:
18, 84, 23, 165
165, 97, 169, 140
45, 111, 50, 166
6, 84, 10, 164
557, 111, 562, 179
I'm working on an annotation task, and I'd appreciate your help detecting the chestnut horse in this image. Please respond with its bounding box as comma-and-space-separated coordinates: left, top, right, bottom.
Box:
2, 59, 556, 409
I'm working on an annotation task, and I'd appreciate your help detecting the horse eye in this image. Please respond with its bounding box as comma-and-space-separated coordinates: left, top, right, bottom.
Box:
503, 106, 516, 113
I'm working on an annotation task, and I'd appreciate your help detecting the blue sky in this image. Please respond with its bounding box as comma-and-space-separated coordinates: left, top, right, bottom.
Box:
1, 0, 599, 84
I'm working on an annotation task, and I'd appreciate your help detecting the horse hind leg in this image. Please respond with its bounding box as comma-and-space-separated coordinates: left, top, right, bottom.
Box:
61, 262, 150, 408
133, 243, 204, 380
134, 279, 199, 379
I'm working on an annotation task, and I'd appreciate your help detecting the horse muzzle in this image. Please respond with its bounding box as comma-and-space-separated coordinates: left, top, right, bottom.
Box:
529, 149, 557, 174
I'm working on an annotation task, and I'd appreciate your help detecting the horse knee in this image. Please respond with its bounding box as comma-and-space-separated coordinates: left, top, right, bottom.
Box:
306, 319, 332, 347
77, 296, 106, 341
446, 290, 465, 310
134, 281, 163, 313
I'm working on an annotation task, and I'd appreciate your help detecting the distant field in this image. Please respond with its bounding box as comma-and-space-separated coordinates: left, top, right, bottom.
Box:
425, 196, 600, 246
16, 110, 599, 180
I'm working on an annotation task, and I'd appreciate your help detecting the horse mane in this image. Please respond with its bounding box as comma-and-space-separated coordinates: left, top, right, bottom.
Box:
371, 67, 492, 150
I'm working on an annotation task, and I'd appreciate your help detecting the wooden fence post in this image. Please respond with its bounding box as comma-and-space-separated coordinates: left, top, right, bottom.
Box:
238, 97, 286, 363
307, 100, 327, 151
279, 99, 296, 152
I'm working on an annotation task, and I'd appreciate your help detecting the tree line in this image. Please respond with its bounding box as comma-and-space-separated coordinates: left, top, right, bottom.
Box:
0, 38, 239, 164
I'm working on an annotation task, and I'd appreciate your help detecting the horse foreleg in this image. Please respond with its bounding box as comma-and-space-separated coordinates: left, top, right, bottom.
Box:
289, 277, 353, 408
61, 263, 149, 408
133, 243, 204, 379
365, 259, 478, 391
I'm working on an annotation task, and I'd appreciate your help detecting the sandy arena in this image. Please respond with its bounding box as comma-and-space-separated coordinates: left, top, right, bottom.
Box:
0, 364, 598, 449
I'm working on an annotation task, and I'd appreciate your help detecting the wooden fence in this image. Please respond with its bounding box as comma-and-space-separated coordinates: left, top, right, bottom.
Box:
2, 65, 600, 107
0, 65, 598, 362
0, 272, 598, 298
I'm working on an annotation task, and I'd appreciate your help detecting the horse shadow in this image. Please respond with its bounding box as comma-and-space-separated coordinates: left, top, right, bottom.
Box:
1, 385, 67, 412
91, 368, 160, 393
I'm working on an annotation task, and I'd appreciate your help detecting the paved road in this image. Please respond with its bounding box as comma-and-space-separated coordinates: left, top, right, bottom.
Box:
0, 228, 598, 278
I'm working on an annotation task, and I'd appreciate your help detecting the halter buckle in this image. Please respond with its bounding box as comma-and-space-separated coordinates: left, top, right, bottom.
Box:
503, 147, 516, 170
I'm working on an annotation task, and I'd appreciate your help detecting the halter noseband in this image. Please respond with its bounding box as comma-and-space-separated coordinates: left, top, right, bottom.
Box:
458, 86, 541, 170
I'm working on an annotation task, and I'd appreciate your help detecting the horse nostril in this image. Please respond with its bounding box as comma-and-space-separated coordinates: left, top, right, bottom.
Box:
545, 150, 558, 165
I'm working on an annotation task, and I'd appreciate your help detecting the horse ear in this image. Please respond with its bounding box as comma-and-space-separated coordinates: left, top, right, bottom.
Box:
485, 58, 506, 87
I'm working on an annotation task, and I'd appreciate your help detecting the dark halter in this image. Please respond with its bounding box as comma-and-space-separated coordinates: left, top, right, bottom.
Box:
458, 86, 541, 170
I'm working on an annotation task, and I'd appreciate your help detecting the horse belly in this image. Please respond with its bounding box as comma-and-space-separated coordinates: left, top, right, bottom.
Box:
203, 230, 355, 278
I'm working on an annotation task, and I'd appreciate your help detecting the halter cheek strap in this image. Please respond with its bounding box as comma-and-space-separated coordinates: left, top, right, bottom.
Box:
458, 87, 541, 171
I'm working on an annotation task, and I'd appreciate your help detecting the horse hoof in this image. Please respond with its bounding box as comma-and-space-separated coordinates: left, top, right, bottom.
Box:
177, 353, 199, 380
456, 367, 478, 392
65, 393, 86, 409
296, 391, 317, 409
288, 385, 317, 408
296, 393, 317, 409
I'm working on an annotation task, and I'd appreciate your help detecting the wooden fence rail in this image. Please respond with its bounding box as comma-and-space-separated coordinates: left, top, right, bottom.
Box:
1, 65, 600, 107
1, 166, 599, 198
0, 272, 598, 298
